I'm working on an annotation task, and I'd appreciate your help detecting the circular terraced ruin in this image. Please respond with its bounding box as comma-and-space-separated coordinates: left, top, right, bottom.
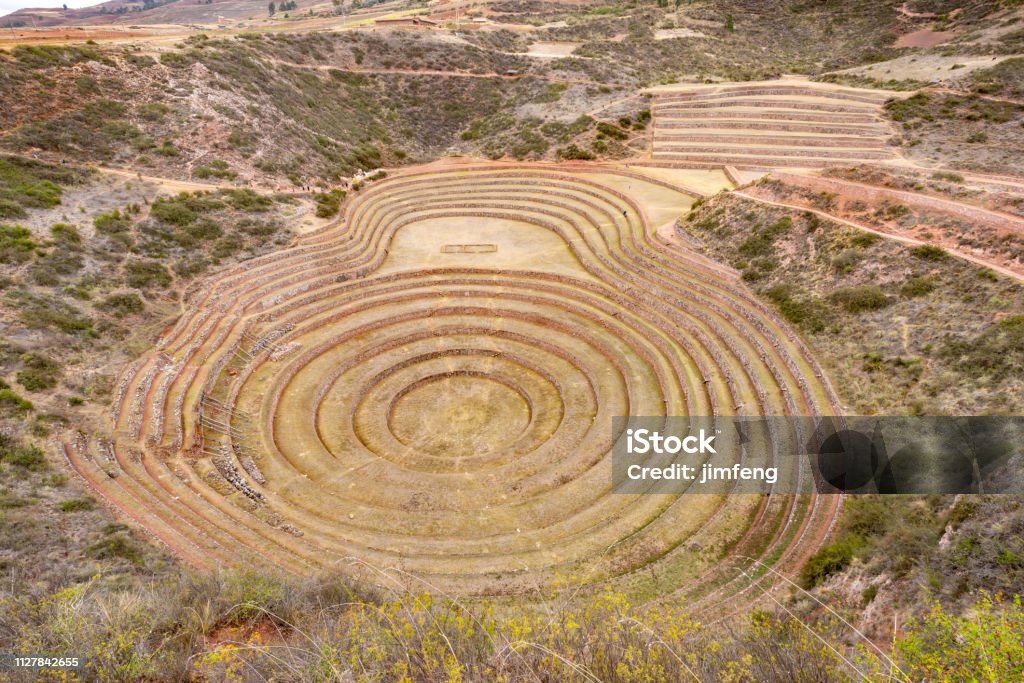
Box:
66, 164, 843, 604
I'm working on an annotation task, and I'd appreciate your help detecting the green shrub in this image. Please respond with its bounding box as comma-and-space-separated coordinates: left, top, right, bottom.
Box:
0, 157, 69, 217
556, 144, 595, 160
911, 244, 949, 261
16, 352, 61, 391
850, 231, 881, 247
883, 204, 911, 220
16, 293, 94, 335
155, 140, 180, 157
10, 44, 106, 69
50, 223, 82, 245
970, 56, 1024, 98
739, 233, 776, 257
0, 439, 46, 470
159, 51, 194, 69
942, 315, 1024, 380
183, 217, 222, 241
977, 267, 999, 282
596, 121, 628, 140
94, 208, 133, 235
885, 92, 931, 122
313, 189, 346, 218
0, 199, 25, 220
535, 83, 568, 103
946, 499, 977, 529
33, 245, 83, 280
0, 492, 34, 509
220, 188, 272, 212
174, 257, 210, 278
831, 248, 861, 272
863, 352, 885, 372
223, 571, 288, 624
97, 293, 145, 318
194, 160, 238, 180
125, 260, 172, 289
901, 275, 936, 297
805, 212, 820, 232
212, 236, 242, 258
765, 284, 829, 333
0, 388, 33, 415
137, 102, 171, 121
841, 497, 892, 536
237, 219, 281, 237
830, 285, 891, 313
87, 534, 144, 564
739, 217, 792, 258
0, 225, 37, 264
899, 594, 1024, 681
59, 497, 96, 512
800, 535, 865, 587
150, 199, 197, 227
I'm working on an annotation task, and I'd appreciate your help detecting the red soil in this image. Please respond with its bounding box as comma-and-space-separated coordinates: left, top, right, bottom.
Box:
894, 29, 953, 48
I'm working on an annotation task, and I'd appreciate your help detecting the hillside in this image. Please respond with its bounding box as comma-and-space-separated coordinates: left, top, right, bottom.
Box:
3, 0, 326, 27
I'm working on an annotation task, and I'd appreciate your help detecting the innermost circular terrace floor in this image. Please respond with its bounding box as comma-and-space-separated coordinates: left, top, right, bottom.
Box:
389, 373, 532, 458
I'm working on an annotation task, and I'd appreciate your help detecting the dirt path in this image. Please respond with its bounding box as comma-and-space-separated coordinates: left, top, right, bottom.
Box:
733, 190, 1024, 282
95, 165, 323, 196
263, 58, 602, 85
959, 171, 1024, 192
772, 170, 1024, 236
96, 166, 228, 193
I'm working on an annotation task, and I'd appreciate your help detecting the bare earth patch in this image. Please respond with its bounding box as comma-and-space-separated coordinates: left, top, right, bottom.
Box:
894, 29, 953, 49
526, 41, 581, 58
654, 28, 707, 41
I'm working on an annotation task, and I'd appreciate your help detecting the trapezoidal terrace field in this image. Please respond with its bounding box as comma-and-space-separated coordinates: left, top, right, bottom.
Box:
63, 161, 841, 604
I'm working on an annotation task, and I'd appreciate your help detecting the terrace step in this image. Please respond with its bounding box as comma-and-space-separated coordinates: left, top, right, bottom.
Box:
652, 109, 882, 124
656, 86, 890, 105
650, 152, 894, 168
654, 121, 887, 137
653, 134, 890, 149
653, 99, 880, 114
652, 145, 895, 160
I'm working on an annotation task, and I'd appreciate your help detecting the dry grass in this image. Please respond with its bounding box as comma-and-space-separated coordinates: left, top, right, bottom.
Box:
2, 561, 1022, 681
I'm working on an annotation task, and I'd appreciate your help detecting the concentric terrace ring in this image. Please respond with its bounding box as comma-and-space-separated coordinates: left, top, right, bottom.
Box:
65, 164, 842, 605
